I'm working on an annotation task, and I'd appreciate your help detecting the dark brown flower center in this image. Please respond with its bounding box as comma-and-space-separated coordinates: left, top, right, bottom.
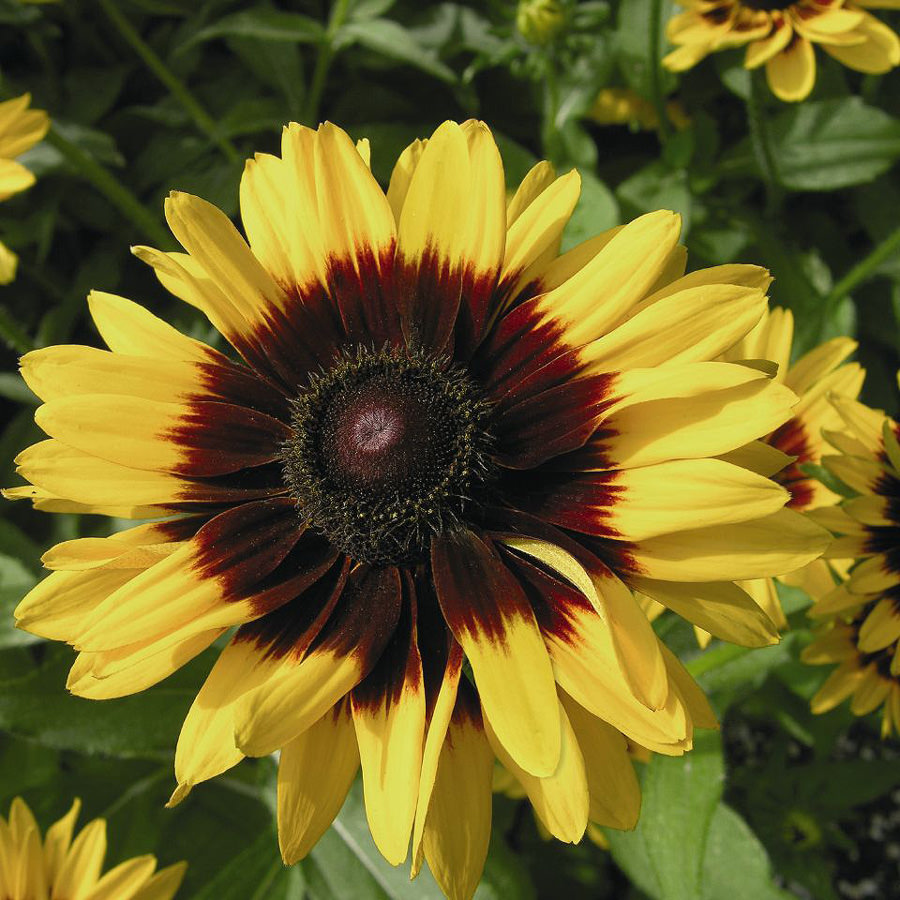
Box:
740, 0, 794, 11
283, 347, 495, 565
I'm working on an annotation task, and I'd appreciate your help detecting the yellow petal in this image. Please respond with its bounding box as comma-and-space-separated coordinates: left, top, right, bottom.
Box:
606, 458, 790, 542
53, 818, 106, 899
278, 702, 359, 864
68, 628, 222, 700
129, 863, 187, 900
485, 699, 589, 843
561, 693, 641, 830
629, 509, 829, 582
582, 284, 767, 373
420, 691, 493, 900
44, 799, 81, 887
386, 137, 428, 223
431, 531, 561, 777
82, 856, 157, 900
632, 577, 779, 647
87, 291, 216, 363
766, 36, 816, 102
351, 600, 426, 865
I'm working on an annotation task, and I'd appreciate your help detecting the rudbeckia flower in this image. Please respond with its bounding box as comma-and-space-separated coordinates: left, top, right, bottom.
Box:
6, 121, 827, 898
803, 384, 900, 736
0, 796, 185, 899
664, 0, 900, 102
588, 88, 692, 132
0, 94, 49, 283
639, 306, 861, 644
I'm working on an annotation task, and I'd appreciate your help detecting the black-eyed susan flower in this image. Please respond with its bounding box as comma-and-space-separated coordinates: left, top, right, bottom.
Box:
0, 94, 49, 284
6, 121, 827, 899
664, 0, 900, 102
0, 796, 185, 899
587, 88, 692, 132
638, 305, 855, 647
803, 385, 900, 737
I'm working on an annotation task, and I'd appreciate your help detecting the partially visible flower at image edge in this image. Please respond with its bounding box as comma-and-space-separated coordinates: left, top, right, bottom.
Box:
664, 0, 900, 102
0, 94, 49, 283
803, 379, 900, 736
641, 305, 865, 646
5, 120, 828, 899
0, 796, 186, 899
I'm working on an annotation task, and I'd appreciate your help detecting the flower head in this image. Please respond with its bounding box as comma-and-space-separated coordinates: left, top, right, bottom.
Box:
588, 88, 692, 132
664, 0, 900, 101
0, 797, 185, 899
803, 384, 900, 736
6, 120, 827, 898
0, 93, 49, 283
516, 0, 566, 44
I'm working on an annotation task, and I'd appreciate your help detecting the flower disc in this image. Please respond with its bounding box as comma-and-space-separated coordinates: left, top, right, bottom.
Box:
283, 347, 494, 565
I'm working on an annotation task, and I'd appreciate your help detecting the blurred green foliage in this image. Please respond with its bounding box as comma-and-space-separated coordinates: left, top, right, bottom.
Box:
0, 0, 899, 897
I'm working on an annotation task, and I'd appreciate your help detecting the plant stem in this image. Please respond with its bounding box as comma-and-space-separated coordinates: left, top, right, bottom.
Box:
826, 223, 900, 309
747, 70, 782, 216
46, 125, 173, 249
304, 0, 352, 124
97, 0, 240, 163
649, 0, 670, 141
0, 307, 35, 354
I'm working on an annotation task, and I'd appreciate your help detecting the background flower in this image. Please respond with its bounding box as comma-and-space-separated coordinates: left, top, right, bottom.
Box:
664, 0, 900, 101
0, 796, 185, 899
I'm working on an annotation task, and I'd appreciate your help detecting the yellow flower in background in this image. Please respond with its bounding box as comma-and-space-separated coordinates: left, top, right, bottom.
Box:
803, 383, 900, 736
516, 0, 565, 44
5, 120, 828, 899
588, 88, 692, 132
0, 797, 185, 899
0, 94, 49, 284
664, 0, 900, 102
640, 307, 860, 646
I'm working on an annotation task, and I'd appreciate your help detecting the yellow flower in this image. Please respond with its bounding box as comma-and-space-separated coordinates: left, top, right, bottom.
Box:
803, 380, 900, 736
6, 121, 827, 899
664, 0, 900, 102
516, 0, 565, 44
0, 796, 185, 899
0, 94, 49, 284
588, 88, 692, 132
641, 306, 858, 646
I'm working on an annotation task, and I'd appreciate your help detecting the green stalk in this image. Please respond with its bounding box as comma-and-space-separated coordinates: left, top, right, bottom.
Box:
97, 0, 240, 163
46, 125, 172, 249
826, 223, 900, 309
304, 0, 352, 124
0, 307, 35, 354
747, 70, 782, 215
649, 0, 671, 141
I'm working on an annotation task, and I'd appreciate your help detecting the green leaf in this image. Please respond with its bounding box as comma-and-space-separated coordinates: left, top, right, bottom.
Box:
616, 161, 692, 235
701, 805, 794, 900
615, 0, 675, 99
179, 10, 325, 51
724, 98, 900, 191
0, 645, 210, 760
0, 555, 40, 649
605, 731, 724, 900
336, 20, 457, 84
561, 169, 620, 253
191, 826, 304, 900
